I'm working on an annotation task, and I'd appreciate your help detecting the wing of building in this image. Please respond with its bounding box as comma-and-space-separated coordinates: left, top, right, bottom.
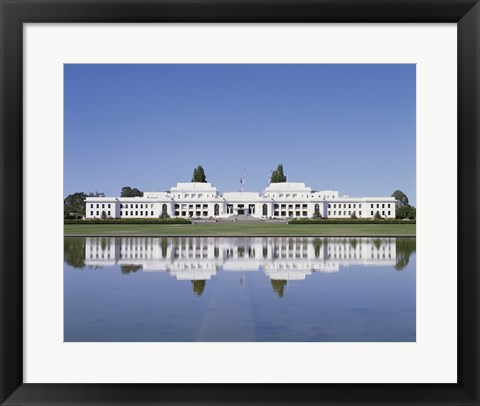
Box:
85, 181, 395, 219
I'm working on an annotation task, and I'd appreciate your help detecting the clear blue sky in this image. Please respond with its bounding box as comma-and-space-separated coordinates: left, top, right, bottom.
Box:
64, 64, 416, 205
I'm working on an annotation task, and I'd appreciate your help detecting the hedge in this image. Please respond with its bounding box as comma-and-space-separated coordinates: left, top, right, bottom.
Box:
288, 218, 416, 225
65, 218, 191, 225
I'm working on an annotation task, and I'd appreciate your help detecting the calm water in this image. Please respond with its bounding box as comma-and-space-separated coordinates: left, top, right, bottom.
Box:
64, 236, 416, 342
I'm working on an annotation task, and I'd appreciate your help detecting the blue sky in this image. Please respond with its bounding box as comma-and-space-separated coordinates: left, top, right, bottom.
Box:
64, 64, 416, 205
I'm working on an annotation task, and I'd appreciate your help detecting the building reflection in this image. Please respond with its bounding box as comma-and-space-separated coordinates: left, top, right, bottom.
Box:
63, 236, 415, 297
82, 236, 402, 274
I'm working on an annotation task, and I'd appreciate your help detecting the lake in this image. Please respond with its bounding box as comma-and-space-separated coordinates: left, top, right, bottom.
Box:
64, 236, 416, 342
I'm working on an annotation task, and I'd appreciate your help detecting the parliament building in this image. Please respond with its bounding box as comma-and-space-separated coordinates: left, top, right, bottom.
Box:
85, 181, 395, 220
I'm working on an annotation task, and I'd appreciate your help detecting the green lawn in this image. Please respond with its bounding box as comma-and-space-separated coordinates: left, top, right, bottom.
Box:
64, 223, 415, 236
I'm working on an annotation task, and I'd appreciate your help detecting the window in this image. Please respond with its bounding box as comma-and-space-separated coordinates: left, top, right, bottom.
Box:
382, 203, 385, 208
96, 211, 99, 215
388, 211, 391, 215
108, 211, 111, 215
90, 211, 93, 216
328, 211, 331, 216
135, 204, 138, 208
151, 211, 154, 216
348, 204, 351, 208
135, 211, 138, 216
96, 204, 99, 208
371, 211, 374, 215
140, 204, 143, 209
130, 211, 133, 215
102, 204, 105, 208
108, 204, 111, 208
214, 204, 220, 216
377, 204, 379, 208
140, 211, 143, 216
328, 204, 331, 208
262, 204, 267, 216
120, 211, 123, 216
359, 211, 362, 216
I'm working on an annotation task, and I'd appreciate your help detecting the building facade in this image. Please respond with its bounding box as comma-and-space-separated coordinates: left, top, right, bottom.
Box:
85, 181, 396, 220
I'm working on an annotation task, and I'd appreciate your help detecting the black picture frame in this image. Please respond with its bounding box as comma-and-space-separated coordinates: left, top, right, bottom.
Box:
1, 1, 479, 405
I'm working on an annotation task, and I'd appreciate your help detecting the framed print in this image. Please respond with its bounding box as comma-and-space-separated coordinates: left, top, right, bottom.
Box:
1, 0, 479, 405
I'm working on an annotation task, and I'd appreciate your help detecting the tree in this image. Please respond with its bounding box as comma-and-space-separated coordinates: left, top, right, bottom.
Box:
350, 212, 357, 219
101, 210, 107, 219
374, 211, 382, 219
191, 165, 207, 182
64, 192, 87, 219
121, 186, 143, 197
391, 190, 416, 219
392, 190, 409, 207
88, 191, 105, 197
270, 164, 287, 183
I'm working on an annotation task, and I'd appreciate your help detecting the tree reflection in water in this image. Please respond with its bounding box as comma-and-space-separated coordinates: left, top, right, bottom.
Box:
64, 237, 86, 269
395, 238, 416, 270
271, 279, 287, 298
191, 280, 206, 296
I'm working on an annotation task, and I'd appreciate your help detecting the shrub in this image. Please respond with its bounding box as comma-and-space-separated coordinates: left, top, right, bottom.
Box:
288, 218, 415, 225
65, 218, 191, 225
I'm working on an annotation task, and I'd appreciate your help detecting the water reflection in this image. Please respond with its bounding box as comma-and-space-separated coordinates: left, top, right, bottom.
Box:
64, 236, 415, 297
64, 236, 416, 342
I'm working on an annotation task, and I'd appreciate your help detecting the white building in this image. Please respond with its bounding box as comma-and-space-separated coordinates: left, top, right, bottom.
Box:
85, 181, 396, 220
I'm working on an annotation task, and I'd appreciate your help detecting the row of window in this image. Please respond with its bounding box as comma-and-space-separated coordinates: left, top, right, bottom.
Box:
90, 211, 111, 216
121, 211, 155, 216
91, 203, 111, 209
328, 211, 363, 216
328, 203, 392, 209
273, 211, 309, 217
274, 204, 308, 209
179, 193, 215, 198
120, 203, 154, 209
174, 204, 209, 209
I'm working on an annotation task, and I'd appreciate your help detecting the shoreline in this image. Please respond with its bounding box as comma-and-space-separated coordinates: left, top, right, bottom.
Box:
64, 234, 416, 238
